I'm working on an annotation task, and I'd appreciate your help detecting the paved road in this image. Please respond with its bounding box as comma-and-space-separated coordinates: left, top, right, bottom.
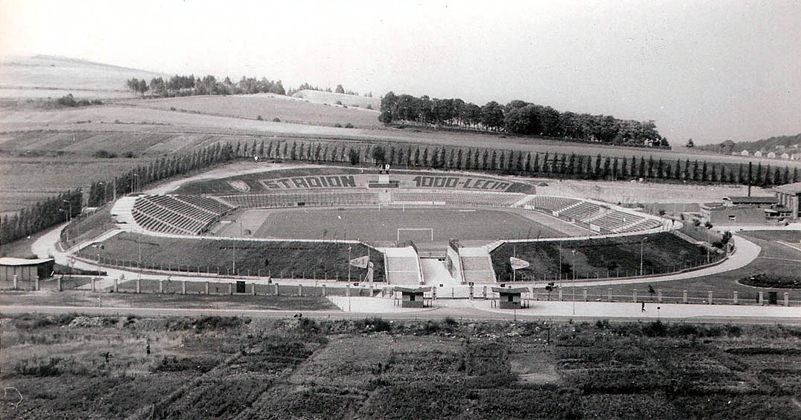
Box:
3, 298, 799, 325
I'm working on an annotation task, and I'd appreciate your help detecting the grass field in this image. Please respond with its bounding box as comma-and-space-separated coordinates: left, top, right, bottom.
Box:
491, 232, 712, 282
224, 207, 570, 242
79, 232, 385, 282
573, 231, 801, 303
2, 315, 800, 419
117, 93, 382, 128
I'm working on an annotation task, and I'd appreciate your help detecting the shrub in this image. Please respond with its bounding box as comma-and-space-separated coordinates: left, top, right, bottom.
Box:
335, 100, 342, 105
272, 117, 281, 122
366, 104, 372, 110
334, 123, 342, 128
355, 317, 392, 333
170, 106, 176, 111
93, 150, 118, 159
56, 94, 77, 107
257, 115, 263, 120
345, 123, 354, 128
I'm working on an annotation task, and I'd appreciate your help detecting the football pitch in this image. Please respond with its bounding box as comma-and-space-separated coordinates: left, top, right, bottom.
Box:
224, 207, 571, 242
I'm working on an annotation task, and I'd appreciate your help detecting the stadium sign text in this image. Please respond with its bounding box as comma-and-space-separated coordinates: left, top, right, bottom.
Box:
259, 175, 358, 189
411, 176, 510, 191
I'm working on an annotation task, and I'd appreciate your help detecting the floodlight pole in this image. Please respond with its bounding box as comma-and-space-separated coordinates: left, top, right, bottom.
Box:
571, 249, 576, 315
640, 236, 648, 276
348, 245, 352, 282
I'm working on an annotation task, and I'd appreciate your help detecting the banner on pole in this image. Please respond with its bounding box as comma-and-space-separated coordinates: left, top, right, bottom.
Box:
509, 257, 530, 270
349, 255, 369, 268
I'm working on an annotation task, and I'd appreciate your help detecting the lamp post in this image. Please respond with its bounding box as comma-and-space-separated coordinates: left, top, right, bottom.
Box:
640, 236, 648, 276
571, 249, 577, 315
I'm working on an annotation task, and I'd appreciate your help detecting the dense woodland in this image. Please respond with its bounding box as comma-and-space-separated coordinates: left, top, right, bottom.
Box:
379, 92, 668, 148
3, 138, 798, 250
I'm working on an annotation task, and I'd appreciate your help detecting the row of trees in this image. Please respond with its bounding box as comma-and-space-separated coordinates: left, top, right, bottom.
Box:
286, 82, 370, 97
0, 190, 82, 247
379, 92, 668, 147
87, 143, 239, 207
126, 75, 286, 97
188, 137, 797, 187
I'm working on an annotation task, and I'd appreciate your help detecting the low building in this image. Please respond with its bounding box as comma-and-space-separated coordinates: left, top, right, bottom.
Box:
722, 196, 778, 207
754, 151, 763, 157
740, 150, 749, 156
0, 257, 55, 282
774, 182, 801, 222
492, 286, 529, 309
394, 286, 430, 308
767, 152, 777, 159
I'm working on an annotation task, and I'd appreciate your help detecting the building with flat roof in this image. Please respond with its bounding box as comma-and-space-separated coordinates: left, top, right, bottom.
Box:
0, 257, 54, 282
774, 182, 801, 222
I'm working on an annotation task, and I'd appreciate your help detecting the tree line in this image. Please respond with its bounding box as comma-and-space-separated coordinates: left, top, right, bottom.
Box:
126, 75, 286, 97
0, 190, 82, 248
379, 92, 668, 148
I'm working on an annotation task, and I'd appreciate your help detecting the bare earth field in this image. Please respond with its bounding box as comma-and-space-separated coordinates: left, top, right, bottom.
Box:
219, 207, 571, 242
2, 315, 800, 419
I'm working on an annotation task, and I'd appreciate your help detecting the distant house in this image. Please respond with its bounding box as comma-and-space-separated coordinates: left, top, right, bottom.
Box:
740, 150, 750, 156
792, 153, 801, 161
781, 153, 790, 160
754, 151, 763, 157
767, 152, 777, 159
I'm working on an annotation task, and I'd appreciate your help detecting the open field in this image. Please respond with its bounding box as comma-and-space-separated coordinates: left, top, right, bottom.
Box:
4, 99, 801, 171
116, 93, 382, 128
0, 156, 158, 215
292, 89, 381, 109
2, 314, 800, 419
0, 55, 163, 99
220, 207, 570, 242
78, 232, 385, 282
491, 232, 712, 282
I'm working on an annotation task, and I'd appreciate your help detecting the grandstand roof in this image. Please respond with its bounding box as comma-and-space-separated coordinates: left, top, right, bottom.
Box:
774, 182, 801, 195
393, 286, 431, 293
492, 287, 530, 294
0, 257, 54, 266
723, 196, 778, 204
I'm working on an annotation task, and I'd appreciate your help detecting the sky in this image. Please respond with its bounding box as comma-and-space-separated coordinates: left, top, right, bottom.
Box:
1, 0, 800, 144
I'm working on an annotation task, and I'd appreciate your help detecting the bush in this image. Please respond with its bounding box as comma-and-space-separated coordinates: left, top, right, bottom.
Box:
93, 150, 118, 159
355, 317, 392, 333
56, 94, 77, 107
334, 123, 342, 128
170, 106, 176, 111
257, 115, 263, 120
366, 104, 372, 110
335, 100, 342, 105
344, 123, 354, 128
272, 117, 281, 122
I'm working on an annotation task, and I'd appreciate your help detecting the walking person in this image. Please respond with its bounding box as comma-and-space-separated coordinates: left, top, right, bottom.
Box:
641, 301, 646, 312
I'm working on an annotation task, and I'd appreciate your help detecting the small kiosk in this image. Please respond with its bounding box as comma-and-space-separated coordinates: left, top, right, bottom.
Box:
492, 286, 530, 309
394, 286, 431, 308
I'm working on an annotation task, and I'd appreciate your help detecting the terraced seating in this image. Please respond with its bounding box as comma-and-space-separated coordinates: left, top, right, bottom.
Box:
526, 196, 580, 212
617, 218, 663, 233
591, 211, 643, 232
132, 195, 233, 235
559, 202, 602, 221
391, 191, 524, 206
218, 192, 380, 208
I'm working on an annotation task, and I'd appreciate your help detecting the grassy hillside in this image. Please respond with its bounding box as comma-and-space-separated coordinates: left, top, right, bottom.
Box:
0, 55, 164, 99
699, 133, 801, 155
115, 93, 381, 128
292, 89, 380, 109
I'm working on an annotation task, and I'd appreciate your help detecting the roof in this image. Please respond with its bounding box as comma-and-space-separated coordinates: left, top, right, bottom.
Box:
723, 196, 778, 204
0, 257, 54, 266
492, 287, 530, 294
774, 182, 801, 195
393, 286, 431, 294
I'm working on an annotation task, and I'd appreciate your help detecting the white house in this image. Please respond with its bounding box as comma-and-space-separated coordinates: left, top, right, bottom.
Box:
767, 152, 777, 159
740, 150, 749, 156
754, 151, 763, 157
781, 153, 790, 160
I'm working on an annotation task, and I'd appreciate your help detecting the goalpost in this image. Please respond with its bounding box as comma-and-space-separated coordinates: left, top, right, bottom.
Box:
397, 228, 434, 242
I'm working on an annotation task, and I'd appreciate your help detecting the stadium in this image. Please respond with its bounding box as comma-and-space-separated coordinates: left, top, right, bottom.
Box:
73, 163, 717, 292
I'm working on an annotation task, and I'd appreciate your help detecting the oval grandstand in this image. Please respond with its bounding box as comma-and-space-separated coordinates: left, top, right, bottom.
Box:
101, 167, 689, 286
